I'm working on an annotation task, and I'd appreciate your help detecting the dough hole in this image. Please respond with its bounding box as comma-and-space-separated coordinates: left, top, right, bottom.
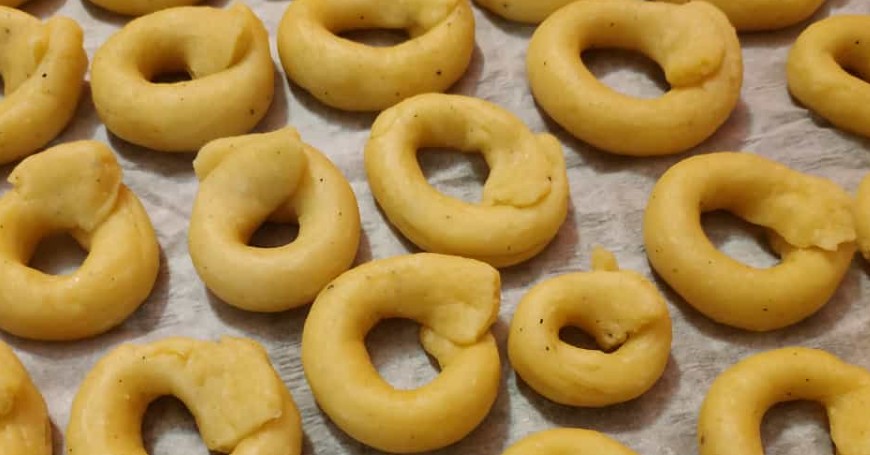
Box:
28, 233, 87, 276
247, 222, 299, 248
761, 401, 832, 453
142, 397, 215, 455
338, 29, 410, 47
365, 319, 438, 390
702, 211, 779, 268
558, 326, 601, 351
151, 70, 193, 84
418, 148, 488, 204
582, 49, 669, 99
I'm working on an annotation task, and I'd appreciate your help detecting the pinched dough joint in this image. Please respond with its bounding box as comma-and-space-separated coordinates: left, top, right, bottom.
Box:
787, 15, 870, 139
527, 0, 743, 157
0, 141, 160, 341
86, 0, 205, 16
189, 127, 361, 312
90, 3, 274, 152
474, 0, 576, 24
277, 0, 475, 112
302, 254, 501, 453
0, 7, 87, 165
508, 247, 672, 407
66, 337, 302, 455
502, 428, 641, 455
0, 341, 51, 455
365, 94, 569, 268
699, 347, 870, 455
643, 152, 856, 332
661, 0, 826, 31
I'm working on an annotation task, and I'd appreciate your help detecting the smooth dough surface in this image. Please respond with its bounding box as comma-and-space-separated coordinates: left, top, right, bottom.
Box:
86, 0, 205, 16
0, 341, 51, 455
502, 428, 641, 455
474, 0, 577, 24
661, 0, 826, 31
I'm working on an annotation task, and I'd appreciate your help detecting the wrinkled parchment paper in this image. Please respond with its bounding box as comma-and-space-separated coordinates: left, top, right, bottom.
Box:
2, 0, 870, 453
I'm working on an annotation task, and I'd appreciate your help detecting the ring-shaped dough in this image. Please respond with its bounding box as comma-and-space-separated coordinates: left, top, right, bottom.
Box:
473, 0, 576, 24
787, 15, 870, 139
302, 253, 501, 453
508, 248, 672, 407
85, 0, 205, 16
0, 7, 87, 164
90, 3, 274, 152
66, 337, 302, 455
189, 127, 361, 312
527, 0, 743, 156
502, 429, 640, 455
277, 0, 475, 112
365, 94, 569, 268
699, 347, 870, 455
854, 173, 870, 261
643, 152, 856, 332
0, 341, 51, 455
0, 141, 160, 340
661, 0, 826, 31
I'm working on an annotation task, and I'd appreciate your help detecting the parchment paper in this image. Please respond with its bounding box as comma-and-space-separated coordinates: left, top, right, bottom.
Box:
2, 0, 870, 453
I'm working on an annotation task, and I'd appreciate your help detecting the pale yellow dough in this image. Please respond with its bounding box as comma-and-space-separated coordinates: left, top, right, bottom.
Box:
90, 3, 274, 152
662, 0, 826, 31
277, 0, 475, 111
527, 0, 743, 156
0, 1, 27, 9
67, 337, 303, 455
508, 248, 672, 407
189, 127, 361, 312
86, 0, 205, 16
0, 141, 160, 340
787, 15, 870, 139
0, 7, 87, 164
474, 0, 577, 24
854, 173, 870, 261
0, 341, 51, 455
302, 253, 501, 453
502, 428, 640, 455
643, 152, 856, 331
699, 347, 870, 455
365, 93, 569, 268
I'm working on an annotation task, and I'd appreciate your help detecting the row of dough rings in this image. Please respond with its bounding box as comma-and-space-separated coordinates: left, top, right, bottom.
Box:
527, 0, 743, 157
475, 0, 826, 31
0, 141, 160, 341
0, 7, 86, 165
365, 93, 570, 268
643, 152, 856, 332
502, 348, 870, 455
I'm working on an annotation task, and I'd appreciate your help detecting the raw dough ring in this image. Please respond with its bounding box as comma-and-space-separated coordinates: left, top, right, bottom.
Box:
474, 0, 576, 24
0, 341, 51, 455
90, 3, 274, 152
0, 7, 87, 164
699, 347, 870, 455
189, 127, 361, 312
787, 15, 870, 139
643, 152, 856, 332
662, 0, 826, 31
508, 247, 672, 407
365, 93, 569, 268
85, 0, 205, 16
502, 428, 641, 455
302, 253, 501, 453
0, 141, 160, 341
66, 337, 302, 455
277, 0, 475, 112
854, 173, 870, 261
527, 0, 743, 156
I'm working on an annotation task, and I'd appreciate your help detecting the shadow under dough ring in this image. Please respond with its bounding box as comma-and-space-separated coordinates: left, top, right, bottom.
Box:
643, 152, 856, 332
365, 93, 569, 268
67, 337, 302, 455
302, 253, 501, 453
661, 0, 826, 31
0, 341, 51, 455
90, 3, 274, 152
0, 141, 160, 341
787, 15, 870, 139
0, 7, 86, 165
526, 0, 742, 156
188, 127, 361, 312
502, 428, 642, 455
85, 0, 205, 16
699, 347, 870, 455
508, 248, 672, 407
277, 0, 475, 112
